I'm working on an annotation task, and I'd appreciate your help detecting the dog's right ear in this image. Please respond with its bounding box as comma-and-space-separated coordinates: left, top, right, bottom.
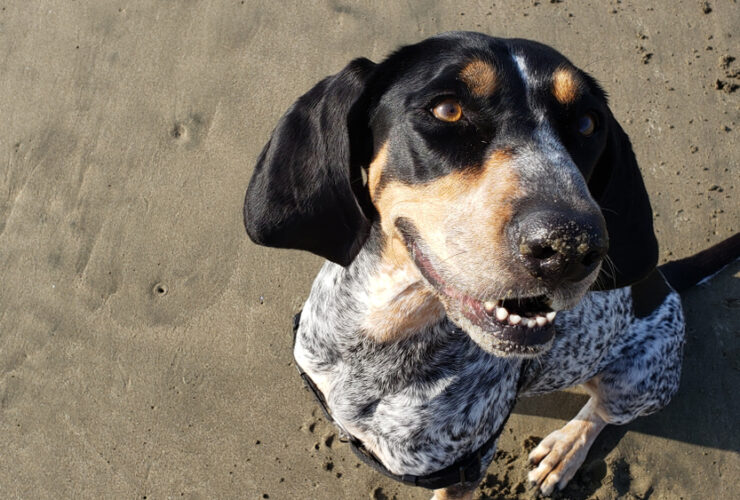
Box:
244, 58, 376, 266
588, 110, 658, 289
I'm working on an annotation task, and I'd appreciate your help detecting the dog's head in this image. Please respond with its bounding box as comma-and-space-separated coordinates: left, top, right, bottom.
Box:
245, 32, 657, 356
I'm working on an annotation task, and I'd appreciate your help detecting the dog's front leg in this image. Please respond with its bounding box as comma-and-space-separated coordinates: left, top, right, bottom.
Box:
526, 380, 608, 496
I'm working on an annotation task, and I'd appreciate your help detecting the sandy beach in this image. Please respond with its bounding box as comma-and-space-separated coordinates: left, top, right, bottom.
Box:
0, 1, 738, 498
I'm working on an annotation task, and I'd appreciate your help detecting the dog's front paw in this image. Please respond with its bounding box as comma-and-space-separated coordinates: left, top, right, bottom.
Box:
526, 403, 607, 496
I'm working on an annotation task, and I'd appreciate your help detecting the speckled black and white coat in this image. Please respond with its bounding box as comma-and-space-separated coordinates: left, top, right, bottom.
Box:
293, 239, 685, 478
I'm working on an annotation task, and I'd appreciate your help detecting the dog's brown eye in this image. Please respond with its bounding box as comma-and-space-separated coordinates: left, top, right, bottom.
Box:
577, 113, 597, 136
432, 99, 463, 122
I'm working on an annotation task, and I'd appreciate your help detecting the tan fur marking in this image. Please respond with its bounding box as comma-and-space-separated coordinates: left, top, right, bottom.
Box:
363, 267, 445, 343
367, 142, 388, 198
363, 150, 522, 343
432, 487, 474, 500
364, 142, 447, 343
459, 59, 498, 97
552, 66, 583, 105
362, 231, 445, 343
374, 150, 519, 264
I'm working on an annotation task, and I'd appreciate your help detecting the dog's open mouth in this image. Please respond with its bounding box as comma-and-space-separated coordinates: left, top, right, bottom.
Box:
458, 293, 557, 353
399, 221, 557, 356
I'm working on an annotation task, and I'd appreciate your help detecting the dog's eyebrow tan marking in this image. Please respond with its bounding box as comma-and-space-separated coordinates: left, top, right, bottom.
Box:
552, 66, 584, 105
460, 59, 498, 97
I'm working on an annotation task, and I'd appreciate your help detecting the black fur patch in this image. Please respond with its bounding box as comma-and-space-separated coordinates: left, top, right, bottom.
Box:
630, 269, 672, 319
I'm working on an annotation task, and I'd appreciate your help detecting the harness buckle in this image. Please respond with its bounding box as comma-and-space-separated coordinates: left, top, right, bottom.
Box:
459, 465, 466, 484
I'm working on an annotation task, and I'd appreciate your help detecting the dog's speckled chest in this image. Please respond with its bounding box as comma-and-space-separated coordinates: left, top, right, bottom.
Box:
293, 253, 683, 476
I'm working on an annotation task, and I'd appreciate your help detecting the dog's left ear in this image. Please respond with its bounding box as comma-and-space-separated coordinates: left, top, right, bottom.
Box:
244, 58, 376, 266
589, 111, 658, 289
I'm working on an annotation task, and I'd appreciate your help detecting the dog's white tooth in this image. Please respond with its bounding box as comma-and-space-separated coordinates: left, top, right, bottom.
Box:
527, 318, 537, 328
509, 314, 522, 325
546, 311, 557, 322
536, 315, 547, 327
483, 301, 496, 313
495, 306, 509, 321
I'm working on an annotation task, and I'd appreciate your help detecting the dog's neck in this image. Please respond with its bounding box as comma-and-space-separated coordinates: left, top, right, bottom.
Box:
354, 227, 446, 342
304, 226, 446, 344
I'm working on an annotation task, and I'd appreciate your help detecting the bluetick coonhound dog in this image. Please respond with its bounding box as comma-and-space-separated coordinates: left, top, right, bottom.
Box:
244, 32, 739, 498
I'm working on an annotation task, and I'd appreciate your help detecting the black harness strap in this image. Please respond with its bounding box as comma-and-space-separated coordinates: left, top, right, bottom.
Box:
292, 311, 527, 490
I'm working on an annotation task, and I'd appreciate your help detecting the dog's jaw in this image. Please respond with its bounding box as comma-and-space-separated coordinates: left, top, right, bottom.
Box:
356, 225, 600, 356
407, 237, 559, 357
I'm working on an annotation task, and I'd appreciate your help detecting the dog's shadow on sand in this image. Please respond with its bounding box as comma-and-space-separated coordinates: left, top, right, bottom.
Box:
509, 263, 739, 499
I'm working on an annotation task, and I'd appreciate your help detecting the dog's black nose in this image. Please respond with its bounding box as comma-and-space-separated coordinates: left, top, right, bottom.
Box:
512, 208, 608, 288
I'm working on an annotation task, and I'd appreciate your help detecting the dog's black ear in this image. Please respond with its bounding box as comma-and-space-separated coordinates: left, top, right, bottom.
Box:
244, 58, 376, 266
589, 112, 658, 289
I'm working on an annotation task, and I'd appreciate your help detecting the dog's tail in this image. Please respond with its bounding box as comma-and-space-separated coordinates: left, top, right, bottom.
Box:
659, 233, 740, 293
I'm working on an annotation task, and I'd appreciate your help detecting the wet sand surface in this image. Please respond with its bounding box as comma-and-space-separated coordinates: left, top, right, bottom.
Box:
0, 1, 738, 499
